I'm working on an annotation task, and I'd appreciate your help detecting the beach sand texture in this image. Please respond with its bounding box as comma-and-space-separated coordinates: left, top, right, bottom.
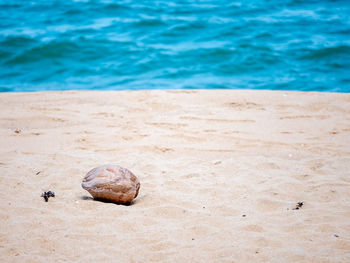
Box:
0, 90, 350, 262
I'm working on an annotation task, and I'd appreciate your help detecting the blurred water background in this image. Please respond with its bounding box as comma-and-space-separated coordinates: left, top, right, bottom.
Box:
0, 0, 349, 92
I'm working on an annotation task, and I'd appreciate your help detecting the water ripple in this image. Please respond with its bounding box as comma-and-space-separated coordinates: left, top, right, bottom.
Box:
0, 0, 349, 92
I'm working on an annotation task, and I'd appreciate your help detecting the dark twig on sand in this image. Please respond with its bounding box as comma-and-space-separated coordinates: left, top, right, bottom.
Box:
41, 191, 55, 202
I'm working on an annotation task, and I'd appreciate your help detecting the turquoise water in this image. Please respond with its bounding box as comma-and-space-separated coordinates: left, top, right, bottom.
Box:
0, 0, 349, 92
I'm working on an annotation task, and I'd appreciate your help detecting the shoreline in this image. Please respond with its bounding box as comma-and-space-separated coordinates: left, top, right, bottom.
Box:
3, 88, 350, 95
1, 89, 350, 262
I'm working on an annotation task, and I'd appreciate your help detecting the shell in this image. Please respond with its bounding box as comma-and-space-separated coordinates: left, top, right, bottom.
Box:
82, 164, 140, 204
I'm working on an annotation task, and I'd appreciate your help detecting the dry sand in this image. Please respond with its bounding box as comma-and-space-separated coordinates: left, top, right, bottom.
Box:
0, 90, 350, 262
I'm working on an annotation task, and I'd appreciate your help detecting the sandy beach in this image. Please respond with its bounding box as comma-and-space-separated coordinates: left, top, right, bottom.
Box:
0, 89, 350, 262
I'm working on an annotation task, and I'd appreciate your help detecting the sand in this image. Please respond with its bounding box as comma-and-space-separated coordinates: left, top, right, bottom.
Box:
0, 90, 350, 262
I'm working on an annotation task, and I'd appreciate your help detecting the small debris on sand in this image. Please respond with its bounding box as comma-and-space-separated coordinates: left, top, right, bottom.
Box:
293, 202, 304, 210
36, 171, 41, 175
41, 191, 55, 202
334, 234, 339, 238
14, 129, 21, 134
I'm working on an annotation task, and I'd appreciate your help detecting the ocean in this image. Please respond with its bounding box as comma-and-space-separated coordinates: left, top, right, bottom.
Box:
0, 0, 349, 92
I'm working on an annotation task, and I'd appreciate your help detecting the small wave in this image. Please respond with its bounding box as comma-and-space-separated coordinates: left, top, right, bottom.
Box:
275, 9, 320, 19
0, 3, 21, 8
63, 2, 130, 17
149, 41, 230, 54
104, 3, 130, 11
190, 3, 219, 9
133, 18, 165, 27
244, 16, 279, 23
5, 41, 80, 65
161, 14, 197, 22
0, 27, 46, 38
106, 32, 133, 43
48, 18, 123, 33
301, 45, 350, 59
208, 16, 236, 24
0, 35, 36, 47
164, 21, 207, 36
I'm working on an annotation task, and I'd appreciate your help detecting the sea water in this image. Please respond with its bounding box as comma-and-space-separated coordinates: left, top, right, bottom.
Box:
0, 0, 349, 92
